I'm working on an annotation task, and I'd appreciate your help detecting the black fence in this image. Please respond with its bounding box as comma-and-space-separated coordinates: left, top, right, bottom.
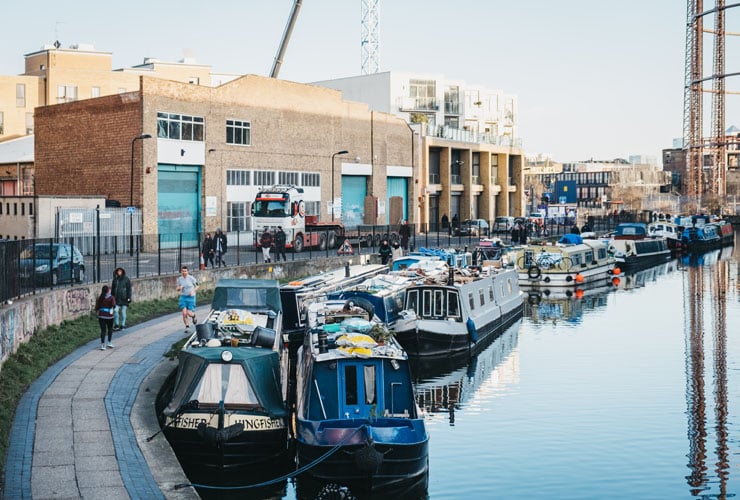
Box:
0, 214, 641, 305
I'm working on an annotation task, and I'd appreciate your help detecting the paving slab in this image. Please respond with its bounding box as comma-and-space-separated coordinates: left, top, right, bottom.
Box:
3, 308, 204, 499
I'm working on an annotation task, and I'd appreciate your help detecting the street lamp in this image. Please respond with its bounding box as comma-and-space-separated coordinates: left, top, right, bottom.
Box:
331, 150, 349, 221
130, 134, 152, 255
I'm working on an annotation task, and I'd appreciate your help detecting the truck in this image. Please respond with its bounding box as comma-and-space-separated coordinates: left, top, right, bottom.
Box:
252, 185, 344, 252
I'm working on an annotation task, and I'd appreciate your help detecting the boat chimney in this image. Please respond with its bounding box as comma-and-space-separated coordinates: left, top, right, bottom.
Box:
345, 261, 350, 277
447, 266, 455, 286
318, 331, 328, 353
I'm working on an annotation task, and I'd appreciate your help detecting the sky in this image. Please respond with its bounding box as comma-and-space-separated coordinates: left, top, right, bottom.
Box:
3, 0, 737, 163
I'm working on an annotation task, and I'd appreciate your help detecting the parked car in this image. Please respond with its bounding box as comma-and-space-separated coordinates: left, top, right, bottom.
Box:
493, 216, 515, 233
19, 243, 85, 285
456, 219, 490, 237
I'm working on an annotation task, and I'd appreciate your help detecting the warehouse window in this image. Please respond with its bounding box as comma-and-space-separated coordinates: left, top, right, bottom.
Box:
226, 119, 251, 146
157, 112, 204, 141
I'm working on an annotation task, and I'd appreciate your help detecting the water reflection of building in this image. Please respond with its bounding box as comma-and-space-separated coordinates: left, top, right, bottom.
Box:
523, 283, 615, 325
683, 251, 731, 497
414, 322, 520, 425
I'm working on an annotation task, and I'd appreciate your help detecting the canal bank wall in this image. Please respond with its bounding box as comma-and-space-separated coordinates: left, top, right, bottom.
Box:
0, 254, 372, 370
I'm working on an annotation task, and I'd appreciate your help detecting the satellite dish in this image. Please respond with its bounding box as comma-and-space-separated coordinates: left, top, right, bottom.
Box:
54, 40, 61, 49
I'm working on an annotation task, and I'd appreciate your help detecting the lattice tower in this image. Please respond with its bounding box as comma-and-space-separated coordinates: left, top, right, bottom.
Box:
361, 0, 380, 74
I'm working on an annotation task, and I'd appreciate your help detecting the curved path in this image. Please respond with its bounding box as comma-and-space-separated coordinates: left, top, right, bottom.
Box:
3, 309, 209, 499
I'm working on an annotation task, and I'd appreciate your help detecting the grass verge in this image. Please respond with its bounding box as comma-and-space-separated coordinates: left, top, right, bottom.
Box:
0, 288, 213, 485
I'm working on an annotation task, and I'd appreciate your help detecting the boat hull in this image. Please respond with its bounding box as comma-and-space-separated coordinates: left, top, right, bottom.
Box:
296, 419, 429, 487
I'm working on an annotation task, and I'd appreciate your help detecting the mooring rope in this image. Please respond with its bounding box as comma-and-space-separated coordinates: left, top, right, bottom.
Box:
174, 425, 365, 491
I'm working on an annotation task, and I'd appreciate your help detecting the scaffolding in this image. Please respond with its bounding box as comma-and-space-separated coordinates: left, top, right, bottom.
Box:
682, 0, 739, 212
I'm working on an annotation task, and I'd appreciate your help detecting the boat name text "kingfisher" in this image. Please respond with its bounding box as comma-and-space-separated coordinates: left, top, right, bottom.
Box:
170, 412, 285, 430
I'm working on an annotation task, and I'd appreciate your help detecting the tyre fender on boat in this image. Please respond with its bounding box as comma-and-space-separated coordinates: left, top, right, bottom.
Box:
466, 317, 478, 342
527, 265, 541, 279
349, 297, 375, 320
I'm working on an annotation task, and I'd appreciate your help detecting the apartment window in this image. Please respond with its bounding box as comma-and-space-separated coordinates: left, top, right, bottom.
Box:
57, 85, 78, 103
157, 112, 204, 141
409, 79, 436, 110
254, 170, 274, 186
16, 84, 25, 107
226, 119, 251, 145
0, 112, 4, 135
279, 171, 299, 185
21, 203, 25, 216
226, 170, 251, 186
301, 173, 320, 187
91, 86, 100, 98
25, 113, 33, 134
226, 201, 248, 232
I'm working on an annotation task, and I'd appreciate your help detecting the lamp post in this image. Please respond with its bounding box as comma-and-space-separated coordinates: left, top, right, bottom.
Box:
331, 150, 349, 221
130, 134, 152, 255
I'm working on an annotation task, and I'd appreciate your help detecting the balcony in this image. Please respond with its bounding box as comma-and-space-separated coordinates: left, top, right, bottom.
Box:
398, 97, 439, 112
451, 174, 462, 184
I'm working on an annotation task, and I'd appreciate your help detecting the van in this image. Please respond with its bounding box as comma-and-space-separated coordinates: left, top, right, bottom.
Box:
493, 216, 515, 233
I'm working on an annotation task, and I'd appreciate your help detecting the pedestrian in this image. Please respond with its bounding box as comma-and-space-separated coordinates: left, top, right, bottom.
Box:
391, 241, 403, 262
203, 233, 215, 268
95, 285, 116, 350
451, 214, 459, 236
176, 266, 199, 333
511, 222, 520, 244
111, 267, 131, 331
214, 228, 228, 267
399, 219, 411, 251
379, 239, 392, 265
260, 228, 274, 263
275, 226, 287, 262
441, 213, 449, 231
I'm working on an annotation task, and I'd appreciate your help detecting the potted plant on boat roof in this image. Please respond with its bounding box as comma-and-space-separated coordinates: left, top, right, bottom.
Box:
369, 323, 393, 345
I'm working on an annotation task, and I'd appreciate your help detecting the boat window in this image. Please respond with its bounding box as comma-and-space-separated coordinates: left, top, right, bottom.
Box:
344, 365, 358, 405
422, 290, 432, 316
433, 290, 444, 317
479, 288, 486, 307
192, 364, 259, 405
598, 248, 607, 259
407, 290, 418, 314
469, 292, 475, 310
523, 250, 535, 268
447, 291, 460, 318
572, 253, 583, 266
363, 365, 377, 404
585, 250, 594, 262
489, 285, 494, 301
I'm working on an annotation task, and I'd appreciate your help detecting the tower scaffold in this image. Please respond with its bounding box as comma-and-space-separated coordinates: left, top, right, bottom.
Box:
361, 0, 380, 74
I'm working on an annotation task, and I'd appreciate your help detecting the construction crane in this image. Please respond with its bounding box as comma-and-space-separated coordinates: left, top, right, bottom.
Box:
270, 0, 303, 78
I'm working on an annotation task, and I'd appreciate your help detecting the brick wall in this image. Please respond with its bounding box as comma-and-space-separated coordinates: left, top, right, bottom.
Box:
35, 92, 143, 206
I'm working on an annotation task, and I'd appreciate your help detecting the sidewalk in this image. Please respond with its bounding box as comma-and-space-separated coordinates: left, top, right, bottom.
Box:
3, 308, 209, 499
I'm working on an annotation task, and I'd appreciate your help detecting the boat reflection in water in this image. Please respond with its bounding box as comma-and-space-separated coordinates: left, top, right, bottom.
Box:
612, 259, 678, 291
522, 281, 616, 325
412, 320, 521, 425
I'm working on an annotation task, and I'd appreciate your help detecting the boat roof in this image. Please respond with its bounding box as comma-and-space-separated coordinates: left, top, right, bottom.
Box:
212, 279, 282, 312
168, 346, 287, 418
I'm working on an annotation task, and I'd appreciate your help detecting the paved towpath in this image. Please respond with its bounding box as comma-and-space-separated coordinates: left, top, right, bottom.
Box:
3, 308, 210, 499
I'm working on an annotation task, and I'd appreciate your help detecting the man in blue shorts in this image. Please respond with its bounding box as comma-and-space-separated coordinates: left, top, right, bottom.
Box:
176, 266, 199, 332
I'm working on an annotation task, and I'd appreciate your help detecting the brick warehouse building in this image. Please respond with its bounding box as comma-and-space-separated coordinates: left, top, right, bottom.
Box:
33, 74, 416, 242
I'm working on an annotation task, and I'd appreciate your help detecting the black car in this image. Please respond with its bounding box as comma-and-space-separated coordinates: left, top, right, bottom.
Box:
19, 243, 85, 285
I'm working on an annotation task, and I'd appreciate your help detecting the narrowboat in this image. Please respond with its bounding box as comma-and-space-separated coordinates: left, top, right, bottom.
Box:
160, 279, 290, 484
514, 234, 617, 286
294, 300, 429, 492
607, 222, 672, 272
680, 223, 722, 253
647, 220, 684, 250
327, 273, 413, 328
393, 266, 523, 357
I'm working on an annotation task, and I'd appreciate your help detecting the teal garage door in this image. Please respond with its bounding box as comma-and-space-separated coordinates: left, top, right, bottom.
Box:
386, 177, 408, 224
341, 176, 367, 227
158, 165, 201, 247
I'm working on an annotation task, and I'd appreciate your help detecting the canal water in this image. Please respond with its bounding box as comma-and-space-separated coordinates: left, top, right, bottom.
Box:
280, 243, 740, 499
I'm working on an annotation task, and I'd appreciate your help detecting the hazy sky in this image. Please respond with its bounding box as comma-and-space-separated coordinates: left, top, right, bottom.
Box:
3, 0, 736, 163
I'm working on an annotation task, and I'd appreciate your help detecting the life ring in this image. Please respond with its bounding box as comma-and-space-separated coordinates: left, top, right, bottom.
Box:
527, 266, 541, 279
527, 292, 541, 305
